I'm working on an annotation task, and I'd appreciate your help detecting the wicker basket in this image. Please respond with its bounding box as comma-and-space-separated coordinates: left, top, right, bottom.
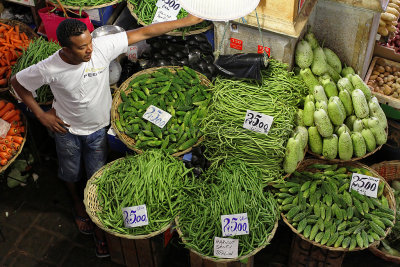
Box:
111, 66, 211, 157
0, 101, 28, 173
0, 19, 39, 93
307, 126, 388, 163
175, 216, 279, 263
281, 158, 396, 252
126, 1, 213, 37
369, 160, 400, 264
49, 0, 120, 10
83, 159, 174, 240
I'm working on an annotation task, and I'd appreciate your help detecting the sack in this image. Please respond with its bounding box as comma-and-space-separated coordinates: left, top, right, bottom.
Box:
214, 53, 267, 80
38, 7, 94, 42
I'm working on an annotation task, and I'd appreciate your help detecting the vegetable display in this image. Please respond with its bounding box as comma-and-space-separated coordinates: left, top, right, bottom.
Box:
0, 22, 32, 87
0, 100, 25, 168
290, 32, 388, 164
128, 0, 211, 35
49, 0, 118, 7
94, 150, 192, 236
201, 60, 308, 182
177, 159, 279, 258
378, 0, 400, 37
143, 34, 216, 80
375, 179, 400, 256
275, 163, 395, 250
114, 66, 211, 154
11, 37, 59, 104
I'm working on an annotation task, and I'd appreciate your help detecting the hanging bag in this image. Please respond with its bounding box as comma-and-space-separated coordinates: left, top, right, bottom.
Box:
38, 1, 94, 42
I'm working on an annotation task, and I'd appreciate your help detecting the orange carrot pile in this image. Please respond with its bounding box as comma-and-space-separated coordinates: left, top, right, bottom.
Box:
0, 100, 25, 166
0, 23, 32, 87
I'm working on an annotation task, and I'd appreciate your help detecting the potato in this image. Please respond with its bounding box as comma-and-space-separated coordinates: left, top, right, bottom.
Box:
396, 78, 400, 83
372, 70, 380, 75
393, 66, 398, 72
380, 74, 385, 78
388, 81, 394, 86
385, 66, 393, 73
370, 74, 378, 80
377, 66, 385, 73
388, 74, 395, 82
397, 88, 400, 94
384, 71, 391, 76
384, 86, 392, 95
393, 92, 399, 98
394, 71, 400, 76
384, 77, 388, 83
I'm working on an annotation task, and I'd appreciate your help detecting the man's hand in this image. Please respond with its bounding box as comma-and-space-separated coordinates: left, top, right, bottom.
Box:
38, 108, 70, 133
182, 14, 204, 26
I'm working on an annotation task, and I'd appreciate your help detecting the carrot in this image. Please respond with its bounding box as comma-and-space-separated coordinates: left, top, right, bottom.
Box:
0, 100, 5, 110
14, 143, 20, 150
0, 102, 14, 117
0, 79, 6, 86
5, 142, 14, 149
0, 158, 7, 165
0, 152, 10, 159
5, 136, 13, 143
7, 114, 21, 123
0, 139, 9, 144
6, 148, 13, 155
0, 144, 6, 151
2, 109, 17, 121
7, 127, 18, 136
17, 126, 24, 133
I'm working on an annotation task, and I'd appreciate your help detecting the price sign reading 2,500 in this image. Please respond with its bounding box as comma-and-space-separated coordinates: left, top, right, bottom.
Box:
349, 173, 380, 198
243, 110, 274, 135
221, 213, 249, 237
351, 176, 377, 191
161, 0, 180, 10
121, 205, 149, 228
142, 105, 171, 129
123, 210, 147, 225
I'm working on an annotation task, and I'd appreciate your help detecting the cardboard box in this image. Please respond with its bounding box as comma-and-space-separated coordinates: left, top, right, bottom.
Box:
86, 5, 114, 26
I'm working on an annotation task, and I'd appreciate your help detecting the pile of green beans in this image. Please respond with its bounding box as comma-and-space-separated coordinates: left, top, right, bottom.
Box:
201, 60, 308, 183
94, 150, 192, 236
177, 159, 279, 258
128, 0, 211, 35
49, 0, 119, 7
11, 37, 59, 104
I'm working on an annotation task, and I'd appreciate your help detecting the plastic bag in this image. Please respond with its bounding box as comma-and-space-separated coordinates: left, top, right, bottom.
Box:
214, 53, 267, 80
0, 118, 11, 138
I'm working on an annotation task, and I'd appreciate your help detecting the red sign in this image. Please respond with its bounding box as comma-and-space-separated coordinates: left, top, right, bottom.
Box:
299, 0, 305, 11
257, 45, 271, 57
230, 38, 243, 50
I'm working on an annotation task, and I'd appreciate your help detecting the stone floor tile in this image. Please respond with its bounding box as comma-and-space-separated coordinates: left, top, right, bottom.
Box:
16, 227, 53, 258
11, 252, 56, 267
0, 224, 22, 255
35, 211, 77, 238
61, 246, 121, 267
42, 237, 73, 264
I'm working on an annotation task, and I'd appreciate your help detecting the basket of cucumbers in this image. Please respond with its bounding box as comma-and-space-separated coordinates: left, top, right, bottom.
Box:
111, 66, 211, 156
273, 159, 396, 251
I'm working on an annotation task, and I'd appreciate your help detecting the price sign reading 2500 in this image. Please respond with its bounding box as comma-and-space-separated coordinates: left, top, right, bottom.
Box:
122, 205, 149, 228
349, 173, 380, 198
142, 105, 172, 129
221, 213, 249, 237
243, 110, 274, 135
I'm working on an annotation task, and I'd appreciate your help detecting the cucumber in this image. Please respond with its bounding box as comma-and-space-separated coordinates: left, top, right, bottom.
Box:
337, 77, 354, 93
339, 89, 353, 116
351, 132, 366, 157
295, 40, 313, 68
351, 74, 372, 99
300, 68, 320, 94
314, 109, 334, 137
308, 126, 323, 154
368, 101, 387, 129
305, 32, 319, 49
303, 100, 315, 126
328, 96, 346, 126
322, 134, 338, 160
323, 47, 342, 74
313, 85, 328, 103
351, 89, 369, 119
338, 131, 353, 160
321, 78, 338, 98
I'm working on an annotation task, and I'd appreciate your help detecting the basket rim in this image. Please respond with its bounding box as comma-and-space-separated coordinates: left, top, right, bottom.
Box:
369, 242, 400, 264
174, 211, 279, 262
48, 0, 120, 10
281, 158, 396, 252
83, 158, 174, 239
110, 66, 211, 157
0, 100, 28, 173
126, 1, 212, 36
306, 126, 387, 163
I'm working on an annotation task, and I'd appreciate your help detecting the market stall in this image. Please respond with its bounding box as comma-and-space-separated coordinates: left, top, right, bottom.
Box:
2, 0, 400, 266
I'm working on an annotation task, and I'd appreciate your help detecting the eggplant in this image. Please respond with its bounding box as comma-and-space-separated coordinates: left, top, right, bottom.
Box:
188, 39, 198, 46
170, 59, 179, 66
156, 59, 170, 66
167, 45, 176, 53
174, 51, 185, 59
203, 55, 214, 64
160, 49, 169, 56
190, 48, 202, 58
197, 60, 208, 73
193, 34, 208, 43
207, 64, 216, 75
152, 42, 162, 49
199, 42, 212, 52
178, 58, 189, 65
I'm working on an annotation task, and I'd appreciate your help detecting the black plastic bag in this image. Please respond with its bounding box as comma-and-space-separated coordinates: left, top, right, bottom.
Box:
214, 53, 267, 80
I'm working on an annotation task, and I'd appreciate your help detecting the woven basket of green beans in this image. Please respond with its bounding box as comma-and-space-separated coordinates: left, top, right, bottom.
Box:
201, 60, 308, 184
11, 37, 59, 105
176, 159, 279, 261
127, 0, 212, 36
48, 0, 121, 9
83, 150, 193, 238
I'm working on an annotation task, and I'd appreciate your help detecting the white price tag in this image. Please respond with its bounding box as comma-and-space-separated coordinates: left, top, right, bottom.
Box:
221, 213, 249, 237
243, 110, 274, 135
127, 45, 138, 61
349, 173, 380, 198
152, 0, 181, 23
142, 105, 172, 128
214, 237, 239, 259
122, 205, 149, 228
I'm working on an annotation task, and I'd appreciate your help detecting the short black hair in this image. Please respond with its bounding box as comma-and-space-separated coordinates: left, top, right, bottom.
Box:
56, 19, 87, 48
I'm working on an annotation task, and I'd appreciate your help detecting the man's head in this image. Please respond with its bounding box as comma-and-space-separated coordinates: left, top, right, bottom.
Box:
56, 19, 93, 64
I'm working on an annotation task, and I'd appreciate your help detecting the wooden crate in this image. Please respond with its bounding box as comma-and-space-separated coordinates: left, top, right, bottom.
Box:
364, 56, 400, 109
189, 251, 254, 267
105, 229, 172, 267
288, 235, 345, 267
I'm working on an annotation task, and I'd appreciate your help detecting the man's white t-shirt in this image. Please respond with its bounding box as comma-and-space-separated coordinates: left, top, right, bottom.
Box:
16, 32, 128, 135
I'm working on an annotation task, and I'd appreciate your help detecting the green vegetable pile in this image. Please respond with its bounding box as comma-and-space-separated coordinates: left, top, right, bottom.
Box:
11, 37, 59, 104
94, 150, 192, 236
274, 163, 395, 250
128, 0, 211, 35
49, 0, 119, 7
201, 60, 308, 183
115, 66, 210, 154
376, 180, 400, 257
286, 31, 388, 168
177, 159, 279, 258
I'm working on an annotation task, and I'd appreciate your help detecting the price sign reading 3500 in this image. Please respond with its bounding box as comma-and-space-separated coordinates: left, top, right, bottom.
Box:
349, 173, 380, 198
221, 213, 249, 237
243, 110, 274, 135
142, 105, 171, 128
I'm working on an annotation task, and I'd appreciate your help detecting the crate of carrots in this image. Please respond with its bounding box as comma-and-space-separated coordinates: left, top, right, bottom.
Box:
0, 19, 38, 91
0, 99, 26, 172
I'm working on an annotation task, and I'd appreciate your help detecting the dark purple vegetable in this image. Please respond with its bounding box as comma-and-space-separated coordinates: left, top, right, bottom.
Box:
160, 49, 169, 56
174, 51, 185, 59
156, 59, 169, 66
193, 34, 208, 43
153, 53, 162, 59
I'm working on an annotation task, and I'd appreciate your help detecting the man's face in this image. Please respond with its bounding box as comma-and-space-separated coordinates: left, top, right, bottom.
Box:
65, 30, 93, 64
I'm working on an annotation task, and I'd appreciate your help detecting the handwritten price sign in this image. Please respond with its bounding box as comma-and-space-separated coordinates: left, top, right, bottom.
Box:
349, 173, 380, 198
122, 205, 149, 228
153, 0, 181, 23
243, 110, 274, 135
221, 213, 249, 237
142, 105, 171, 128
214, 237, 239, 259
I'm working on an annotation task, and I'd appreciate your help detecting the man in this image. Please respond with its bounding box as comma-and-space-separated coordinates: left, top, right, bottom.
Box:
11, 15, 203, 257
